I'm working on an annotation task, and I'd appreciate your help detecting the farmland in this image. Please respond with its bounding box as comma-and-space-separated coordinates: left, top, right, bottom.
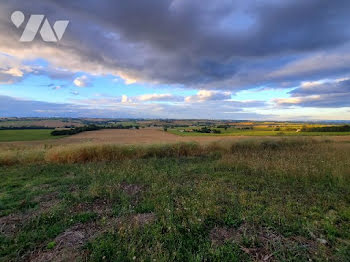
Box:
2, 128, 350, 148
167, 123, 350, 137
0, 119, 350, 261
0, 129, 64, 142
169, 128, 350, 137
1, 118, 350, 144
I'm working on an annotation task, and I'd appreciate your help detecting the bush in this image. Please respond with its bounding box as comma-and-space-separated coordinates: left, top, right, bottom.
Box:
51, 125, 101, 136
193, 127, 221, 134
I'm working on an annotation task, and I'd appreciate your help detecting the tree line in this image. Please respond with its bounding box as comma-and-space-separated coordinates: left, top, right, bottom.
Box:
301, 125, 350, 132
51, 125, 140, 136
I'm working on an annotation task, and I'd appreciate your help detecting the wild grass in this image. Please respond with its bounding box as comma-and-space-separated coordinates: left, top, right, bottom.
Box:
0, 137, 349, 261
0, 138, 330, 166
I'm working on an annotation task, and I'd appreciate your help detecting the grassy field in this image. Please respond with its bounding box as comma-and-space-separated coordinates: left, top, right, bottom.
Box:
0, 139, 349, 261
169, 128, 350, 137
0, 130, 64, 142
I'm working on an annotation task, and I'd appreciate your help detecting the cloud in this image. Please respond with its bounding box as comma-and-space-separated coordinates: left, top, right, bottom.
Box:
121, 95, 133, 103
73, 75, 91, 87
137, 94, 183, 102
0, 94, 269, 119
0, 95, 75, 117
0, 0, 349, 91
275, 79, 350, 108
3, 67, 24, 77
0, 53, 77, 85
268, 50, 350, 82
0, 54, 32, 84
185, 90, 231, 103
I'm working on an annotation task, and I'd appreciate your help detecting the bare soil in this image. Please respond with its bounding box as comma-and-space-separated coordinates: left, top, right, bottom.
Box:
209, 223, 320, 261
28, 223, 99, 262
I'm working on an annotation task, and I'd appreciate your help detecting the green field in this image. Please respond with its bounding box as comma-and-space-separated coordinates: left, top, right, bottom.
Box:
169, 128, 350, 137
0, 140, 349, 261
0, 130, 63, 142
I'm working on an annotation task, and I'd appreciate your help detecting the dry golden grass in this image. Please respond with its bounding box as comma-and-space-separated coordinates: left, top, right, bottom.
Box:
1, 137, 348, 169
218, 141, 350, 182
0, 148, 45, 166
44, 142, 203, 164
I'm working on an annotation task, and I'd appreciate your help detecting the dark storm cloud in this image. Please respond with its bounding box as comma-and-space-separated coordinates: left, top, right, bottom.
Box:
0, 0, 350, 89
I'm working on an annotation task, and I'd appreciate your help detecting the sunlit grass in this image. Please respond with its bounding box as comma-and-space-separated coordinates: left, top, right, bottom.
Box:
0, 138, 349, 261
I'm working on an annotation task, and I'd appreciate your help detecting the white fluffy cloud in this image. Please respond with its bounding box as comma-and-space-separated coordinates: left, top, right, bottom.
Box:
73, 75, 91, 87
185, 90, 231, 103
0, 54, 32, 84
137, 94, 183, 102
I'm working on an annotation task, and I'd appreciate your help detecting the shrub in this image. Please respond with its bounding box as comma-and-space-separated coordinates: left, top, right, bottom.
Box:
193, 127, 221, 134
51, 125, 101, 136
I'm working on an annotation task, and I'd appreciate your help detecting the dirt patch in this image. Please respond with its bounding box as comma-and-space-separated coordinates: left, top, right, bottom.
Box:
32, 184, 51, 191
0, 212, 32, 236
209, 226, 240, 246
34, 192, 61, 213
73, 198, 113, 217
0, 193, 61, 237
120, 182, 145, 197
130, 213, 156, 226
0, 192, 61, 237
28, 223, 99, 262
240, 227, 284, 262
210, 223, 318, 261
115, 213, 156, 229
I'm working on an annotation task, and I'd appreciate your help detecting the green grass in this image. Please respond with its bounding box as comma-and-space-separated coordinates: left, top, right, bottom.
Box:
169, 128, 350, 137
0, 139, 349, 261
0, 129, 64, 142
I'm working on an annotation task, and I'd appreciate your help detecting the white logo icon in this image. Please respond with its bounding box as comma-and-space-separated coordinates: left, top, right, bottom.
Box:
11, 11, 69, 42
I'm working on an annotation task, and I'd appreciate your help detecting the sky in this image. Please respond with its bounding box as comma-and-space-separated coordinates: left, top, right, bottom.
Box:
0, 0, 350, 120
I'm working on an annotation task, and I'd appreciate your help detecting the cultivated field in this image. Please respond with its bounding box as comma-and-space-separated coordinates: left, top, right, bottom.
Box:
1, 121, 350, 261
60, 129, 251, 145
0, 129, 64, 142
0, 119, 83, 128
2, 128, 350, 148
0, 138, 350, 261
